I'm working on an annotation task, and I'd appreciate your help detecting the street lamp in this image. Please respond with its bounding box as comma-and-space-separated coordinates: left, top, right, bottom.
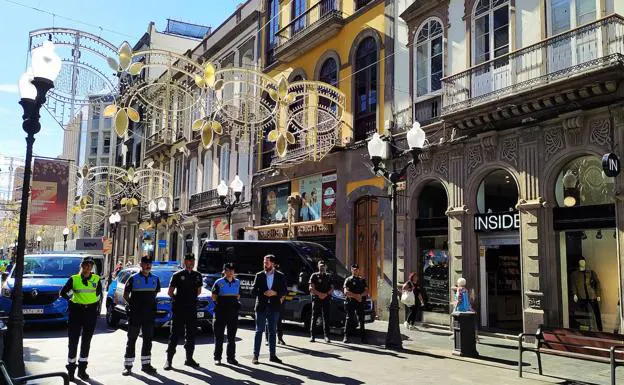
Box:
149, 198, 167, 260
6, 40, 61, 376
366, 121, 426, 351
108, 211, 121, 281
62, 227, 70, 251
36, 236, 42, 253
217, 175, 244, 240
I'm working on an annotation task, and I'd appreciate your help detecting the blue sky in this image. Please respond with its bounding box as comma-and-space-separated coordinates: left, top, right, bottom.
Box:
0, 0, 240, 159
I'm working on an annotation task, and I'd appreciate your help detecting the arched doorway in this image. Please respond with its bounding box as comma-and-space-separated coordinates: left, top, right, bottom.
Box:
415, 181, 449, 317
355, 196, 379, 301
553, 156, 616, 332
475, 169, 521, 332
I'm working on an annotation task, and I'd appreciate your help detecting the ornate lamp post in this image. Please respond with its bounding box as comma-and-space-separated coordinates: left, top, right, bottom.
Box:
62, 227, 70, 251
108, 211, 121, 280
366, 122, 426, 351
148, 198, 167, 260
6, 40, 61, 376
217, 175, 244, 240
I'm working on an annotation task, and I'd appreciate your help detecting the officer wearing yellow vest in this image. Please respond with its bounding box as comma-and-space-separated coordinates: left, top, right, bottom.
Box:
59, 256, 102, 381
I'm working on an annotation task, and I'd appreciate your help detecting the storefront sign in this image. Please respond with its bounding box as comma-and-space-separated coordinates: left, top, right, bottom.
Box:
258, 227, 288, 240
299, 174, 323, 221
296, 223, 334, 237
76, 238, 103, 251
474, 211, 520, 232
602, 153, 621, 177
261, 183, 291, 225
321, 173, 337, 219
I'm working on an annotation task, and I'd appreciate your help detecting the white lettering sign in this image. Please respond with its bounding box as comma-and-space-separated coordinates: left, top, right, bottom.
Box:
474, 212, 520, 232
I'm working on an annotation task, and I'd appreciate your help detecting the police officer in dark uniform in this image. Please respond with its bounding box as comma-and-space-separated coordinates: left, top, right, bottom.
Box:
122, 256, 160, 375
309, 260, 333, 343
343, 263, 368, 343
164, 253, 203, 370
59, 256, 102, 381
212, 263, 241, 365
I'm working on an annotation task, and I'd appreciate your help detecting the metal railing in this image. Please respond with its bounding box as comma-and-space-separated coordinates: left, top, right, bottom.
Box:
354, 114, 377, 142
275, 0, 343, 49
414, 95, 442, 126
442, 15, 624, 114
146, 129, 173, 151
189, 186, 245, 212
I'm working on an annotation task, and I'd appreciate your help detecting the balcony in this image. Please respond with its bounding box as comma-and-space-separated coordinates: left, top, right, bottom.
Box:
414, 95, 442, 127
442, 15, 624, 117
353, 113, 377, 142
189, 187, 246, 214
145, 129, 173, 156
274, 0, 345, 62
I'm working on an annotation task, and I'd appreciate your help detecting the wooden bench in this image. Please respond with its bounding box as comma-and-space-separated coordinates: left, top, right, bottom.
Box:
0, 361, 69, 385
518, 326, 624, 385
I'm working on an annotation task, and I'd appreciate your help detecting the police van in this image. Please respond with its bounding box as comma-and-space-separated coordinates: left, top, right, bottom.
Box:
198, 240, 375, 331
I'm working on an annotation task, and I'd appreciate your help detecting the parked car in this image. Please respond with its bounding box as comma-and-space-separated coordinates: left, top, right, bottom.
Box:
0, 253, 101, 324
198, 240, 375, 331
105, 261, 215, 332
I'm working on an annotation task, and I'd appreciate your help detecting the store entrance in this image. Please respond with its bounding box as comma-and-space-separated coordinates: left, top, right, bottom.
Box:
480, 243, 523, 333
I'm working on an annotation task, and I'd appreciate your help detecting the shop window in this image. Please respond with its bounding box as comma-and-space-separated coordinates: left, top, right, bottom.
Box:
477, 169, 518, 213
555, 156, 617, 333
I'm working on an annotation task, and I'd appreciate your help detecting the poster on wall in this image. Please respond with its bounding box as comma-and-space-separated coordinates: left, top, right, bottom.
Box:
422, 249, 449, 313
213, 218, 230, 240
30, 158, 70, 226
321, 173, 336, 219
298, 174, 322, 221
261, 182, 290, 225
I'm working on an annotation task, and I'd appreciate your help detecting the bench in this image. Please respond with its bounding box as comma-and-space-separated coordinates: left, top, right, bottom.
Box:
518, 326, 624, 385
0, 361, 69, 385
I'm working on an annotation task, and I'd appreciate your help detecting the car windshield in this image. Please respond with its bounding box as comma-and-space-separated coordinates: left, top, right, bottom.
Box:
294, 242, 349, 280
150, 269, 177, 288
19, 256, 87, 278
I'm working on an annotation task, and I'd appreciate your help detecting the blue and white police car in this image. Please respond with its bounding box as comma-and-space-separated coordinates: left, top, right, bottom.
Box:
105, 262, 215, 331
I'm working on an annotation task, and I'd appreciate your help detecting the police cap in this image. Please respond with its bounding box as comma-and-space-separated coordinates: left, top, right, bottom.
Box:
223, 263, 234, 271
140, 256, 152, 264
351, 263, 359, 269
184, 253, 195, 261
81, 256, 95, 265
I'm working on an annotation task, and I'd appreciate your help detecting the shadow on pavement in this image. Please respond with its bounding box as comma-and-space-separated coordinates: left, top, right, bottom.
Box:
130, 371, 187, 385
73, 377, 106, 385
176, 366, 261, 385
265, 362, 364, 385
230, 362, 302, 385
278, 344, 351, 361
23, 346, 50, 363
333, 342, 408, 359
478, 341, 519, 350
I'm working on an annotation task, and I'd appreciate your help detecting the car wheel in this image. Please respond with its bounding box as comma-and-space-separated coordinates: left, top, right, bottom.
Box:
106, 302, 120, 328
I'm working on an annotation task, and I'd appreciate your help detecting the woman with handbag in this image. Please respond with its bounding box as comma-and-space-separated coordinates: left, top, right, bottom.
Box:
402, 273, 424, 330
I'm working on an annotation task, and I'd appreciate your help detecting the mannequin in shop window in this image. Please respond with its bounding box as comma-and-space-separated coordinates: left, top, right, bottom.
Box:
571, 257, 602, 331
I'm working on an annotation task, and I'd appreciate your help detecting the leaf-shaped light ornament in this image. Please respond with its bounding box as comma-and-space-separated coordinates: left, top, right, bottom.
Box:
285, 131, 295, 144
192, 118, 204, 132
106, 57, 119, 72
70, 205, 82, 215
194, 74, 205, 88
103, 104, 118, 118
114, 108, 129, 137
70, 224, 80, 234
278, 78, 288, 100
80, 165, 90, 180
276, 134, 287, 158
204, 62, 216, 88
201, 122, 214, 149
128, 62, 144, 76
213, 79, 224, 91
124, 167, 136, 184
266, 129, 295, 158
212, 121, 223, 135
126, 107, 140, 122
118, 42, 133, 72
267, 129, 280, 142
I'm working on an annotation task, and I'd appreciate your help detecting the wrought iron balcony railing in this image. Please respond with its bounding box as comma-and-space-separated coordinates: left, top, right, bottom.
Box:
146, 129, 173, 152
442, 15, 624, 114
353, 113, 377, 142
414, 95, 442, 127
189, 186, 245, 213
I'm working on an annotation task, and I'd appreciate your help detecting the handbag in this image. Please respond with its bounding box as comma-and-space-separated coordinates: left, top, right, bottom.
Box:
401, 290, 415, 307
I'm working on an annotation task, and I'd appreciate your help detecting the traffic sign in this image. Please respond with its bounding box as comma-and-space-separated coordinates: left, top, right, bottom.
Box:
158, 239, 167, 248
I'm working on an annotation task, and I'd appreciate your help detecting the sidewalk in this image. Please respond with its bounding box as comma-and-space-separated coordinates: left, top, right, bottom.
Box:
367, 320, 618, 385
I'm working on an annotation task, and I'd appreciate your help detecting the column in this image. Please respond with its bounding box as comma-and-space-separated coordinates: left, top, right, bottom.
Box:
611, 105, 624, 334
447, 145, 469, 296
193, 222, 199, 260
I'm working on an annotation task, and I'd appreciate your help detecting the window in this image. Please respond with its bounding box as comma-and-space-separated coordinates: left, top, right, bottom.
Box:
355, 0, 372, 11
90, 136, 98, 155
354, 37, 378, 142
292, 0, 306, 35
319, 58, 338, 86
473, 0, 510, 65
103, 134, 111, 155
219, 143, 231, 184
188, 157, 197, 196
551, 0, 596, 33
266, 0, 279, 64
415, 19, 444, 97
237, 144, 249, 193
174, 157, 182, 198
203, 149, 213, 191
548, 0, 597, 72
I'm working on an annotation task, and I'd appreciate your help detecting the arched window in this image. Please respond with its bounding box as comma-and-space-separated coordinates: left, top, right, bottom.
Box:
473, 0, 510, 66
219, 143, 231, 183
319, 58, 338, 86
415, 19, 443, 97
203, 149, 213, 191
354, 36, 378, 142
477, 169, 518, 213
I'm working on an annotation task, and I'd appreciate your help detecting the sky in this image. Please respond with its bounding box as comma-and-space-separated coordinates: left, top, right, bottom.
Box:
0, 0, 241, 160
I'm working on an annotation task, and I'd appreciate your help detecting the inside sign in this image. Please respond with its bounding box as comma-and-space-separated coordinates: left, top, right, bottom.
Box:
602, 153, 620, 177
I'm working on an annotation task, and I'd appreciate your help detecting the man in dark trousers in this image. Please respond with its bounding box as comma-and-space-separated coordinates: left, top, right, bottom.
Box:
343, 263, 368, 343
212, 263, 241, 366
252, 254, 287, 365
309, 260, 333, 343
164, 254, 203, 370
266, 261, 286, 346
122, 256, 160, 375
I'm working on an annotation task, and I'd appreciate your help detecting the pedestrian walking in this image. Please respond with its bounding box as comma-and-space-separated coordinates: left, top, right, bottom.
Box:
122, 256, 160, 376
265, 261, 286, 346
252, 254, 287, 365
402, 272, 424, 330
343, 264, 368, 344
59, 256, 102, 381
164, 253, 203, 370
212, 263, 241, 366
309, 260, 333, 343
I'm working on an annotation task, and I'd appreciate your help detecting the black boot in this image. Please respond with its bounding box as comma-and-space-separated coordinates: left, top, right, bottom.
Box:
77, 362, 90, 380
66, 364, 76, 381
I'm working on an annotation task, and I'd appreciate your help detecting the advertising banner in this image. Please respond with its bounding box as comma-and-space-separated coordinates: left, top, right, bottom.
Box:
213, 218, 230, 240
261, 182, 290, 225
321, 173, 337, 219
298, 174, 322, 221
30, 158, 70, 226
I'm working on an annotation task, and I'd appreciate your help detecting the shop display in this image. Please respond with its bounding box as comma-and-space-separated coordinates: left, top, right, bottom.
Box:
422, 249, 449, 313
570, 258, 603, 331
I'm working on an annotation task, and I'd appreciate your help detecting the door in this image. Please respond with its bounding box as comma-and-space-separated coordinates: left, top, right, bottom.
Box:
355, 197, 379, 302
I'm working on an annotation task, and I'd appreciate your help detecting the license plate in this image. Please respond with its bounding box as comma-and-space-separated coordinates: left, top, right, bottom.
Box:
197, 312, 204, 318
365, 315, 373, 322
23, 308, 44, 315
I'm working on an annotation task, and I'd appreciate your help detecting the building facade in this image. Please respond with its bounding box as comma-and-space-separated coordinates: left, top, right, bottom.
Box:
398, 0, 624, 334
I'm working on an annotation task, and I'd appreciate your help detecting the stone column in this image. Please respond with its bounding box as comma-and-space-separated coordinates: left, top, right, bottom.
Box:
517, 127, 544, 333
447, 144, 468, 302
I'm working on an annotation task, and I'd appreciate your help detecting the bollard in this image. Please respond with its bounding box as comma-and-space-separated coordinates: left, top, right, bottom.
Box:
452, 311, 478, 358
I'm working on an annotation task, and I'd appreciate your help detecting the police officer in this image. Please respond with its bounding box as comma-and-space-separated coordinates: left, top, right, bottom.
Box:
59, 256, 102, 381
164, 253, 203, 370
212, 263, 240, 365
122, 256, 160, 376
343, 263, 368, 343
309, 260, 333, 343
